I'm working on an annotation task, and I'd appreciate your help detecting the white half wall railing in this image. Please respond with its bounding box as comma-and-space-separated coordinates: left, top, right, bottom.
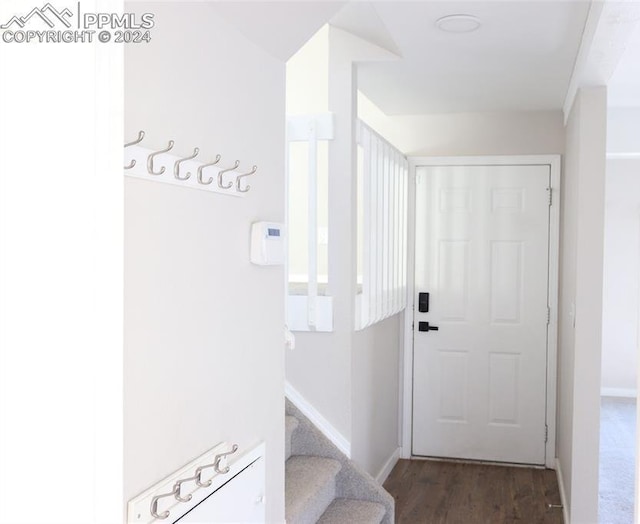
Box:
355, 120, 408, 330
286, 113, 334, 332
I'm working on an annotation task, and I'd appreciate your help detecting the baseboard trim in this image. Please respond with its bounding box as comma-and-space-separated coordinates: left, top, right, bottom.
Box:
601, 387, 637, 398
285, 381, 351, 458
555, 458, 570, 524
375, 447, 401, 485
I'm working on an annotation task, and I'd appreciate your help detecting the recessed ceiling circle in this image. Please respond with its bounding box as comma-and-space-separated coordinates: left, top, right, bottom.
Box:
436, 14, 482, 33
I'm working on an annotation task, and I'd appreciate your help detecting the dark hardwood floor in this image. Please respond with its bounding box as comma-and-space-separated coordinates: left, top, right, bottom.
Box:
383, 459, 564, 524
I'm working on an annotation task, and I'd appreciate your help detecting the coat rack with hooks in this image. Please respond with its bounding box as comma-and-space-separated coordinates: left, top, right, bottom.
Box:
123, 130, 258, 197
127, 441, 262, 524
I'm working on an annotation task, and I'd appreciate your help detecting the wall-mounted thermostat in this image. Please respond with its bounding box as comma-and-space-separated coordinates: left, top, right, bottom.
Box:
250, 222, 286, 266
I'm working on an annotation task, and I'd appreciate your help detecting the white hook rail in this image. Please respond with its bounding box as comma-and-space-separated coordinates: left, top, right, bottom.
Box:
127, 442, 266, 524
123, 131, 258, 197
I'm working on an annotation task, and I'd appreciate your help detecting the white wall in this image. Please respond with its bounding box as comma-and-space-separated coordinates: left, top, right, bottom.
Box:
285, 26, 356, 442
124, 4, 285, 520
557, 87, 579, 521
286, 26, 330, 281
351, 315, 401, 477
285, 28, 402, 475
287, 331, 353, 439
601, 158, 640, 395
358, 92, 565, 157
607, 108, 640, 155
340, 29, 403, 477
557, 87, 607, 524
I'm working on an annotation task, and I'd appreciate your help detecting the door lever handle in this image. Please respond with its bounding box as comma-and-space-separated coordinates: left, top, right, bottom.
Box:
418, 322, 439, 332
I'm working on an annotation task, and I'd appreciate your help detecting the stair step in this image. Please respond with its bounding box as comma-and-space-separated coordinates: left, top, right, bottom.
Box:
317, 498, 386, 524
285, 455, 341, 524
285, 415, 299, 461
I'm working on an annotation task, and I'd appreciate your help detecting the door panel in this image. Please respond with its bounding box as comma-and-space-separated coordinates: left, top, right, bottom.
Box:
412, 164, 550, 465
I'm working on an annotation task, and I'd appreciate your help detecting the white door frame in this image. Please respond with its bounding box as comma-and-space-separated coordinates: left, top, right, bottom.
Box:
636, 209, 640, 523
401, 155, 561, 469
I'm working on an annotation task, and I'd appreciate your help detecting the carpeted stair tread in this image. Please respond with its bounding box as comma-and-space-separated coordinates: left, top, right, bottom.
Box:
285, 399, 395, 523
317, 498, 386, 524
286, 455, 342, 524
285, 416, 299, 461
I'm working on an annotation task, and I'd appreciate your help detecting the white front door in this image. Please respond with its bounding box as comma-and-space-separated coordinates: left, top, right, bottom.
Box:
412, 164, 550, 465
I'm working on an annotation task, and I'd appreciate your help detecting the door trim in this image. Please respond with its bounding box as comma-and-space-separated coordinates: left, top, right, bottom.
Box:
400, 155, 561, 469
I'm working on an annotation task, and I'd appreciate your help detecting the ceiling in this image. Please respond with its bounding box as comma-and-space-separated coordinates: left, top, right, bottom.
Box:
212, 1, 640, 114
332, 1, 591, 115
210, 1, 346, 61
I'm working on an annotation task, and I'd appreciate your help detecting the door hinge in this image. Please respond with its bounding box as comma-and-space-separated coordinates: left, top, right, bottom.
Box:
548, 187, 553, 206
545, 424, 549, 443
411, 321, 414, 331
547, 306, 551, 325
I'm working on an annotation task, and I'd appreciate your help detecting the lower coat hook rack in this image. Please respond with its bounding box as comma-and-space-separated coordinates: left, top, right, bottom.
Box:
127, 442, 267, 524
124, 130, 258, 197
146, 443, 240, 521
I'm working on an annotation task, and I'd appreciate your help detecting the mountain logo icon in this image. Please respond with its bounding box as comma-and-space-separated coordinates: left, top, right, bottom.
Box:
1, 3, 73, 29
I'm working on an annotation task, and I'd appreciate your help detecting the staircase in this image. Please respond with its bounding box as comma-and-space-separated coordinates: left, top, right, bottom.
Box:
285, 399, 395, 524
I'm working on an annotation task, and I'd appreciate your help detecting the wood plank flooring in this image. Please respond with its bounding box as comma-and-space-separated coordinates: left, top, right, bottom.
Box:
383, 459, 564, 524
